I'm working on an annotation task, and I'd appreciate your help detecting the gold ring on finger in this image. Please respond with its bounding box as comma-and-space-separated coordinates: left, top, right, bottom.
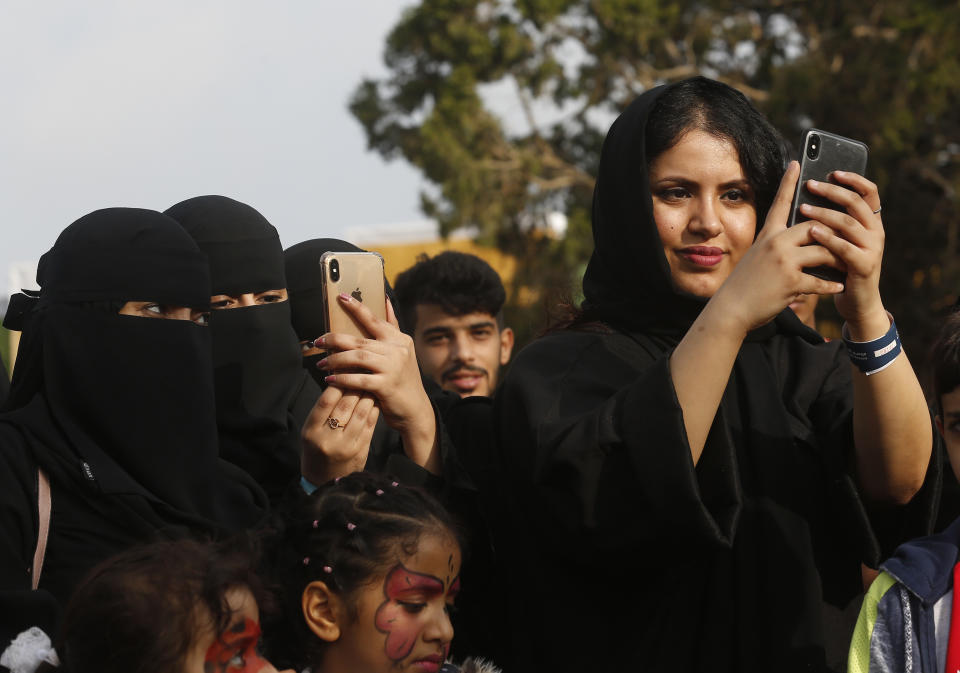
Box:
327, 417, 345, 429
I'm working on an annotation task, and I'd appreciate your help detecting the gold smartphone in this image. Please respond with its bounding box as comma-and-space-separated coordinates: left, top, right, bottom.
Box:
319, 251, 387, 338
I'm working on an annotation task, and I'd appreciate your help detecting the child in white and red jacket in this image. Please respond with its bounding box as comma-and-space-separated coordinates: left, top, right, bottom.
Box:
849, 309, 960, 672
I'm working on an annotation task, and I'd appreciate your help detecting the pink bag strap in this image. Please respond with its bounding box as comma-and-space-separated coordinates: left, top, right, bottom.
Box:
32, 468, 51, 591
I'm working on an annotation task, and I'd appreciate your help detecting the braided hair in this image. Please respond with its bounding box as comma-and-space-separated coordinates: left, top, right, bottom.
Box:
263, 472, 464, 670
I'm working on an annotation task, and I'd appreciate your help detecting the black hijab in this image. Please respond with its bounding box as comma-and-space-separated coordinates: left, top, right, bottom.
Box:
581, 78, 813, 342
0, 208, 267, 530
165, 196, 308, 501
284, 238, 402, 385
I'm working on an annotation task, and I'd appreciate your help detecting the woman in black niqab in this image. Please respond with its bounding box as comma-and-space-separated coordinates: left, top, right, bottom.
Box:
165, 196, 318, 504
0, 208, 267, 640
492, 78, 938, 672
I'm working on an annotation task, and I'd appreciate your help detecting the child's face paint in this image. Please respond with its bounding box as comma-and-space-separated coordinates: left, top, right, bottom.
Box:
323, 533, 461, 673
184, 587, 286, 673
203, 617, 268, 673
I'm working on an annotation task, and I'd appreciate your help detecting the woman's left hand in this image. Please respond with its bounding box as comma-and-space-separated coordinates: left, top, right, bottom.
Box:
801, 172, 889, 339
314, 294, 440, 473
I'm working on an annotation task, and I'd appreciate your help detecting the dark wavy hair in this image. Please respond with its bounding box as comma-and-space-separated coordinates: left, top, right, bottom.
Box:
644, 76, 789, 226
393, 252, 507, 333
39, 537, 266, 673
261, 472, 464, 671
932, 309, 960, 415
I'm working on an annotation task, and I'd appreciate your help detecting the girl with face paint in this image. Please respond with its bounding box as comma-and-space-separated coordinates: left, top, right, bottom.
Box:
261, 472, 496, 673
0, 208, 267, 644
8, 539, 291, 673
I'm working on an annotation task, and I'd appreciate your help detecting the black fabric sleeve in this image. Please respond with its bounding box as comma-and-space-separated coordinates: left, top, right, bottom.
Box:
497, 332, 741, 564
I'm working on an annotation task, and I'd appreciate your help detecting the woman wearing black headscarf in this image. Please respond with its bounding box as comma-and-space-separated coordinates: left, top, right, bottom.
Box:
492, 77, 937, 672
0, 208, 267, 642
284, 237, 450, 484
165, 196, 321, 504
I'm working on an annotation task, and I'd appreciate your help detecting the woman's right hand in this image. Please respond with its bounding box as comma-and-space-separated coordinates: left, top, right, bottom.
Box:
301, 385, 380, 485
713, 161, 846, 335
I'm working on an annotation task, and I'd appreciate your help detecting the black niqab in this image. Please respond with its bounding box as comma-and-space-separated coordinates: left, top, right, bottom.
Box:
166, 196, 311, 501
1, 208, 266, 526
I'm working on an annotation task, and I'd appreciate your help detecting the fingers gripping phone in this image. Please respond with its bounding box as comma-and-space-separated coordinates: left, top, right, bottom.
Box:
320, 251, 387, 339
787, 129, 869, 283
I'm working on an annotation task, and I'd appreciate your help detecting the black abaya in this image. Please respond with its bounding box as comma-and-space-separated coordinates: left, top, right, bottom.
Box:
0, 209, 267, 643
166, 196, 320, 503
490, 83, 939, 672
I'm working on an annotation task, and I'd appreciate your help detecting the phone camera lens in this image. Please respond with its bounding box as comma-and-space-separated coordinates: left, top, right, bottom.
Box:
329, 259, 340, 282
806, 133, 821, 160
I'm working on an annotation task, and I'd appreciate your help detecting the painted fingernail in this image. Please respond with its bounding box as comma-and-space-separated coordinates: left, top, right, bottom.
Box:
339, 293, 352, 302
316, 358, 328, 369
325, 375, 338, 384
314, 336, 325, 346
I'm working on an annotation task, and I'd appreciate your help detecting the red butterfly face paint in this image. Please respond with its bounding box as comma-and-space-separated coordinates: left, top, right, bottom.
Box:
203, 617, 270, 673
375, 565, 446, 660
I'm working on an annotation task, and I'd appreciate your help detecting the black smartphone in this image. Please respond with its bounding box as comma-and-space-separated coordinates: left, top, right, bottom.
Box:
787, 128, 869, 283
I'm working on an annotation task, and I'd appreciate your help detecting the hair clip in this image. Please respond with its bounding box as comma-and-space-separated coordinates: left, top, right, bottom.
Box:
346, 522, 357, 531
323, 565, 333, 574
303, 557, 311, 566
312, 520, 319, 528
375, 489, 384, 496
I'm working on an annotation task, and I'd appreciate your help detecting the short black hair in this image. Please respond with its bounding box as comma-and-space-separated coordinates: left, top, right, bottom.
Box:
393, 251, 507, 333
932, 310, 960, 415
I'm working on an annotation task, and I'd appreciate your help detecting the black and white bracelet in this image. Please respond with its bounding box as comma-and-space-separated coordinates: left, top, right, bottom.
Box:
842, 312, 901, 376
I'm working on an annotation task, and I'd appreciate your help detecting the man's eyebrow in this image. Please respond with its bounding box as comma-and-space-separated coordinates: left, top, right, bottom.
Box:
421, 326, 454, 337
469, 321, 497, 330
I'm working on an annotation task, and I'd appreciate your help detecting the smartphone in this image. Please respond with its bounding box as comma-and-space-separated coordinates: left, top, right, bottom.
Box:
787, 128, 869, 283
319, 251, 387, 338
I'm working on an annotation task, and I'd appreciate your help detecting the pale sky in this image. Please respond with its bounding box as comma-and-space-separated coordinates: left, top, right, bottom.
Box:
0, 1, 426, 295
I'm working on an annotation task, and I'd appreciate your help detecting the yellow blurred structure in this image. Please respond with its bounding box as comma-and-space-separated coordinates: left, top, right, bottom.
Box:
367, 237, 517, 292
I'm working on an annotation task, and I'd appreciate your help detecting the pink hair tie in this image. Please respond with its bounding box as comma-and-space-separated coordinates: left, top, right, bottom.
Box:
312, 520, 319, 528
302, 557, 310, 566
375, 489, 384, 496
323, 565, 333, 574
335, 476, 342, 483
346, 522, 357, 531
391, 481, 399, 487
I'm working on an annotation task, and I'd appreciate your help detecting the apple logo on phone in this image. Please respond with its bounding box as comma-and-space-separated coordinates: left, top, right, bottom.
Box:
351, 288, 363, 303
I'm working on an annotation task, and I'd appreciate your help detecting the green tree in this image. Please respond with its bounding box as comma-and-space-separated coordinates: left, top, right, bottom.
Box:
352, 0, 960, 367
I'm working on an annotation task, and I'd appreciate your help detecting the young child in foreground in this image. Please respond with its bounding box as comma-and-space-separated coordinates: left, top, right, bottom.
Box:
1, 538, 289, 673
263, 472, 499, 673
849, 310, 960, 672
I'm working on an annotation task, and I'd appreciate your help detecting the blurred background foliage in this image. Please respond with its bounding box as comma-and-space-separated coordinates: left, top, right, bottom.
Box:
351, 0, 960, 385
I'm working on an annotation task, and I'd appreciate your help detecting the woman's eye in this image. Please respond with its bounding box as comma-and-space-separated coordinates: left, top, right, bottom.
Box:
193, 312, 210, 326
144, 304, 163, 315
211, 299, 232, 309
257, 293, 283, 304
658, 187, 689, 201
